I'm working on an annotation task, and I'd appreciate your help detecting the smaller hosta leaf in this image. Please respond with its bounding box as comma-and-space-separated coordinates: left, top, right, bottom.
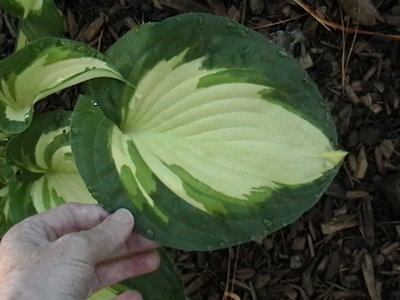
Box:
0, 187, 13, 236
20, 0, 64, 41
89, 248, 186, 300
0, 0, 43, 18
0, 0, 64, 41
122, 248, 187, 300
7, 181, 36, 224
0, 37, 123, 134
6, 112, 96, 213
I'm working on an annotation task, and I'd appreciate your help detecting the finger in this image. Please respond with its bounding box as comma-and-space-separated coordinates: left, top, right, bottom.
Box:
4, 203, 109, 245
113, 291, 143, 300
104, 232, 159, 261
58, 208, 135, 263
94, 250, 160, 291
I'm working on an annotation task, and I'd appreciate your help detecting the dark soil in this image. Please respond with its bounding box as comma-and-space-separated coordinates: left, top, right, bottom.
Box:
1, 0, 400, 299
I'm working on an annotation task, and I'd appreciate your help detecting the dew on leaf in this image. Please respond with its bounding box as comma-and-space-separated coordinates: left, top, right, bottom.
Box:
76, 45, 86, 52
70, 126, 79, 135
277, 49, 288, 57
302, 77, 311, 85
262, 218, 273, 230
196, 15, 204, 25
56, 39, 67, 47
145, 229, 155, 239
241, 28, 249, 37
226, 21, 235, 28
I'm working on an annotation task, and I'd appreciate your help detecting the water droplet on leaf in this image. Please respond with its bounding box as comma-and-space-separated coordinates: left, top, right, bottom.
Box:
56, 39, 67, 47
76, 45, 86, 52
71, 126, 79, 135
302, 77, 311, 85
226, 21, 235, 28
145, 229, 155, 239
262, 219, 273, 229
241, 28, 249, 36
277, 49, 288, 57
196, 15, 204, 25
93, 102, 98, 106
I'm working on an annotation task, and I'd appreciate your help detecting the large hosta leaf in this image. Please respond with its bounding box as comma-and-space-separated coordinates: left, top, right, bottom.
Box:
0, 37, 122, 134
0, 0, 64, 41
6, 112, 97, 213
71, 13, 347, 250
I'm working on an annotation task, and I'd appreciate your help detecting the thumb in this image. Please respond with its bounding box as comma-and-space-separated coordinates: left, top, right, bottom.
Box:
60, 208, 134, 263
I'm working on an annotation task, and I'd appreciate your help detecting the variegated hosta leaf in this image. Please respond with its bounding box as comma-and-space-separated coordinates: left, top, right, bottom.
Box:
72, 13, 347, 250
0, 0, 44, 18
0, 37, 123, 134
0, 131, 11, 140
0, 0, 64, 40
0, 186, 13, 236
89, 248, 186, 300
6, 112, 97, 213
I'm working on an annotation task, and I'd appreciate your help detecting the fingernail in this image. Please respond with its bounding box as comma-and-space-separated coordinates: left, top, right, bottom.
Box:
112, 208, 134, 225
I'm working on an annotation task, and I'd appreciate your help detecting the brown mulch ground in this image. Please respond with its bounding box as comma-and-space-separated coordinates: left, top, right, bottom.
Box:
1, 0, 400, 299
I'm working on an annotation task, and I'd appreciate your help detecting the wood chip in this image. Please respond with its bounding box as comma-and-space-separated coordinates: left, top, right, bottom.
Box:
291, 236, 307, 251
236, 268, 256, 280
249, 0, 264, 15
338, 0, 385, 26
345, 190, 370, 199
227, 5, 241, 21
381, 242, 400, 255
158, 0, 208, 13
76, 15, 107, 42
345, 84, 360, 104
186, 275, 207, 295
363, 64, 378, 81
206, 0, 227, 16
67, 9, 79, 38
290, 255, 305, 269
325, 251, 341, 280
254, 274, 271, 289
362, 253, 382, 300
321, 214, 359, 235
355, 147, 368, 179
370, 103, 383, 114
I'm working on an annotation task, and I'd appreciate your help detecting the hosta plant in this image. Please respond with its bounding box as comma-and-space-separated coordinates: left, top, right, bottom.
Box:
0, 3, 346, 299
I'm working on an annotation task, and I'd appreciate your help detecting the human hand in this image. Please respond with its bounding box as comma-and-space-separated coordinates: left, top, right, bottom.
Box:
0, 203, 160, 300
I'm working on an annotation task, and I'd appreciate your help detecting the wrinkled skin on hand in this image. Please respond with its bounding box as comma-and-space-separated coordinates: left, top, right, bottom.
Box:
0, 203, 160, 300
